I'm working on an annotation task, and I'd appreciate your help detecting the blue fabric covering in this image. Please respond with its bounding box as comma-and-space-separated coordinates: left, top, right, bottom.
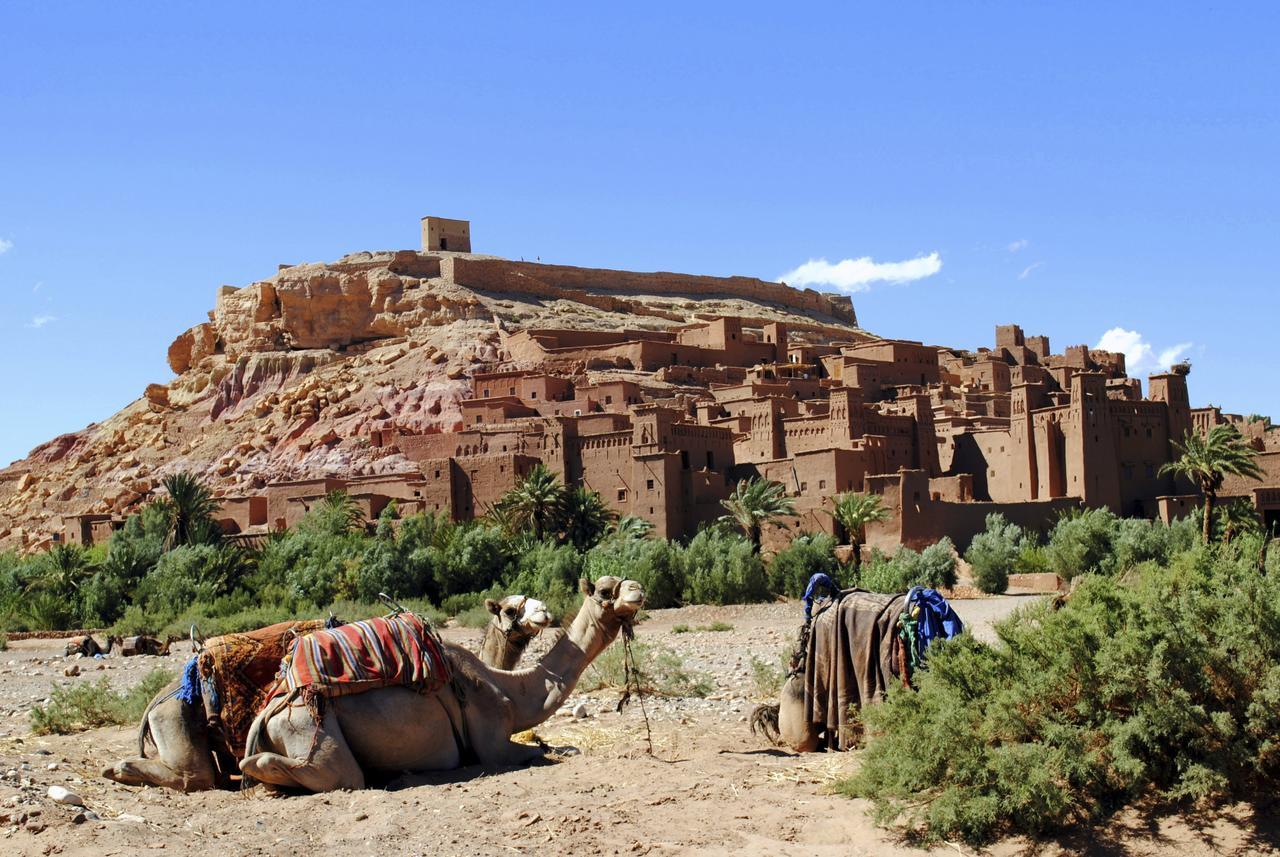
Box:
905, 586, 963, 665
177, 655, 201, 705
802, 573, 841, 622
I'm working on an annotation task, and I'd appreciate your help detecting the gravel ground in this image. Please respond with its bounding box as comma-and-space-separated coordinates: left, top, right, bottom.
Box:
0, 595, 1274, 856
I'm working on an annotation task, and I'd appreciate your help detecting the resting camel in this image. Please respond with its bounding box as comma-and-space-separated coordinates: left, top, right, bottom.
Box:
478, 595, 552, 670
65, 635, 121, 658
102, 594, 557, 792
239, 576, 644, 792
121, 634, 176, 657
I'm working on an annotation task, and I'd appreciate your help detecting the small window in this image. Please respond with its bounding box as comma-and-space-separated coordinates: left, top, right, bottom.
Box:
605, 395, 613, 404
483, 389, 490, 398
801, 482, 808, 491
680, 450, 690, 469
706, 451, 715, 469
819, 479, 826, 490
617, 489, 627, 502
530, 391, 537, 399
646, 479, 655, 490
509, 387, 515, 396
434, 469, 441, 478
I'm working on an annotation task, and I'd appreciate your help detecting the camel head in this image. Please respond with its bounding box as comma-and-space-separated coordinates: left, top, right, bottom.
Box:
578, 575, 646, 632
485, 595, 553, 640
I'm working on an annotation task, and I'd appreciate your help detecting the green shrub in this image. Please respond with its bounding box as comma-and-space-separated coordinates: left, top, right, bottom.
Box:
1045, 508, 1119, 579
837, 540, 1280, 844
749, 653, 786, 699
679, 528, 770, 606
0, 632, 7, 651
963, 514, 1025, 594
672, 623, 691, 634
768, 532, 839, 597
859, 538, 958, 593
31, 669, 175, 735
428, 523, 513, 599
135, 544, 248, 618
259, 529, 366, 606
504, 540, 583, 602
581, 642, 713, 698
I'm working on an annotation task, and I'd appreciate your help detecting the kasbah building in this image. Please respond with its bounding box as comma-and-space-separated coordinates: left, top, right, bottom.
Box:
63, 217, 1280, 554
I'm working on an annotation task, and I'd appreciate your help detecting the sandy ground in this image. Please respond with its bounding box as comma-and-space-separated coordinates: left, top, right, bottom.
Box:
1, 596, 1276, 856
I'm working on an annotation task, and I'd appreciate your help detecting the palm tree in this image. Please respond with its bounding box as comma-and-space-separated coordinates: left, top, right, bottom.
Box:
1217, 499, 1262, 546
302, 490, 366, 536
561, 487, 617, 551
1160, 425, 1264, 544
31, 544, 96, 600
157, 472, 221, 549
503, 464, 566, 542
719, 477, 796, 553
824, 491, 891, 570
610, 515, 655, 542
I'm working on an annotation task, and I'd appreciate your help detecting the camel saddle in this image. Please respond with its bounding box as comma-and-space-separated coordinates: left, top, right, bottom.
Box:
271, 612, 452, 706
801, 589, 908, 750
181, 619, 329, 761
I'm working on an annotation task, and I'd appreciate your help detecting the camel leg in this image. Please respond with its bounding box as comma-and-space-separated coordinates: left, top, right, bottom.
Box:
240, 705, 364, 793
103, 694, 218, 791
777, 675, 821, 753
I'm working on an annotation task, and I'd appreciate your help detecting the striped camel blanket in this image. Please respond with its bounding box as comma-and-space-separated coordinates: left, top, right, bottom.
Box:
273, 613, 452, 706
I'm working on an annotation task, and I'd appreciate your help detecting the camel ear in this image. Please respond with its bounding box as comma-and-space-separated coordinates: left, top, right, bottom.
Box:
579, 578, 594, 597
485, 599, 501, 615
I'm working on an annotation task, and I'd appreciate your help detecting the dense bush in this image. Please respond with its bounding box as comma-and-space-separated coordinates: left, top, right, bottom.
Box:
1044, 508, 1119, 579
767, 533, 840, 597
679, 527, 771, 606
963, 514, 1028, 594
859, 538, 958, 593
838, 535, 1280, 844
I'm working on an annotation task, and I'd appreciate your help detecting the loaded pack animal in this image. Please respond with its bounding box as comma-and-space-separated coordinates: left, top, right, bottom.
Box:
751, 576, 962, 752
65, 635, 121, 658
239, 576, 644, 793
103, 593, 557, 792
120, 634, 179, 657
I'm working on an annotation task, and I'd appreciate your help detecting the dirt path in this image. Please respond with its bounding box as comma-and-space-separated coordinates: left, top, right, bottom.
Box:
1, 598, 1275, 856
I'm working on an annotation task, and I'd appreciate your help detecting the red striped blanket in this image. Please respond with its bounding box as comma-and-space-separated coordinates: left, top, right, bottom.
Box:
275, 613, 452, 703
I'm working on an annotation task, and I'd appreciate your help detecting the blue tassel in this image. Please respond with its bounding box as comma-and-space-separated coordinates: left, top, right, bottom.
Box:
176, 656, 201, 705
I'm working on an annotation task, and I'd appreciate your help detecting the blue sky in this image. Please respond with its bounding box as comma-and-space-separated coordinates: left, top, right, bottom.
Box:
1, 3, 1277, 466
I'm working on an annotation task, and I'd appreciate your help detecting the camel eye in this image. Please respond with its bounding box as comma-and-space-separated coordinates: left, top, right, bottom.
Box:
505, 608, 516, 616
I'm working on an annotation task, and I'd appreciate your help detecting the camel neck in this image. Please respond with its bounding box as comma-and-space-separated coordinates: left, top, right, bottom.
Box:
492, 603, 620, 733
480, 625, 533, 671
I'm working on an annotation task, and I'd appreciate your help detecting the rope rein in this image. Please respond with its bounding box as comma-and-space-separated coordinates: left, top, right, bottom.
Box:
615, 621, 655, 757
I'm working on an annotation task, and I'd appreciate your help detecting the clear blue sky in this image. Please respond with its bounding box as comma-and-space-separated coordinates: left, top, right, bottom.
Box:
2, 3, 1277, 466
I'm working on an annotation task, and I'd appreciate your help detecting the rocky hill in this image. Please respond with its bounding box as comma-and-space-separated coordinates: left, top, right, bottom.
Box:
0, 249, 862, 551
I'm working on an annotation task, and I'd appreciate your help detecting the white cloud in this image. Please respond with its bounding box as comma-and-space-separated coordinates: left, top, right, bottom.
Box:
1018, 261, 1043, 280
1095, 327, 1192, 375
0, 238, 12, 255
1008, 239, 1029, 253
32, 281, 43, 293
778, 252, 942, 294
26, 314, 57, 329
